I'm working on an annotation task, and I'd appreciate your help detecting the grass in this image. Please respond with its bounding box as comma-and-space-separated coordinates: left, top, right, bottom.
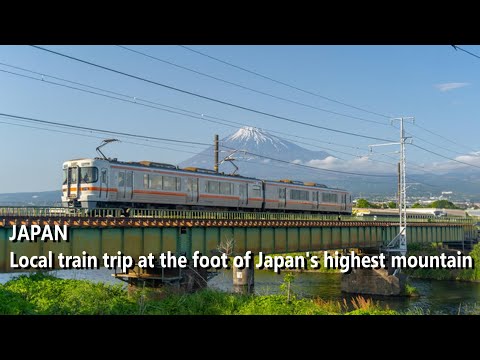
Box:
404, 283, 419, 297
0, 272, 400, 315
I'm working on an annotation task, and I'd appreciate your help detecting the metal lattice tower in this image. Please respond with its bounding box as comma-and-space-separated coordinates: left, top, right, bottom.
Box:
370, 116, 414, 256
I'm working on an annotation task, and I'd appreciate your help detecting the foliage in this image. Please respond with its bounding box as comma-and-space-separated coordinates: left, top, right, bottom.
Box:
0, 273, 401, 315
412, 202, 424, 208
405, 243, 480, 281
387, 201, 397, 209
468, 243, 480, 281
428, 200, 459, 209
404, 284, 419, 297
356, 198, 374, 208
279, 272, 296, 302
1, 273, 136, 315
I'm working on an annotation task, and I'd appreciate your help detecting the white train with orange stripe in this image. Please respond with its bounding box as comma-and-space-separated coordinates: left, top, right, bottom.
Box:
61, 158, 352, 214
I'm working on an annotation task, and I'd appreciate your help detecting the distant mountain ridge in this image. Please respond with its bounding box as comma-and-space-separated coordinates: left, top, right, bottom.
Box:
1, 127, 478, 202
0, 190, 62, 206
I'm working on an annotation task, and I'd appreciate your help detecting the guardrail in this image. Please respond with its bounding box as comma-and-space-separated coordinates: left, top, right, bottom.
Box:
0, 206, 477, 224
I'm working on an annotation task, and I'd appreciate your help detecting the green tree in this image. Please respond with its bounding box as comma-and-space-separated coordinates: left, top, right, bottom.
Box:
387, 201, 397, 209
280, 272, 296, 303
356, 198, 372, 208
429, 200, 459, 209
412, 202, 423, 208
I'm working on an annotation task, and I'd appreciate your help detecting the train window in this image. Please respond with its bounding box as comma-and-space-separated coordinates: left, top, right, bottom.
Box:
101, 170, 107, 184
163, 176, 176, 191
80, 167, 98, 184
62, 169, 67, 185
207, 181, 220, 194
176, 178, 181, 191
279, 188, 286, 199
143, 174, 149, 189
70, 168, 77, 183
312, 192, 318, 202
150, 174, 162, 189
220, 182, 232, 195
118, 172, 125, 187
250, 185, 261, 198
322, 193, 338, 203
291, 189, 309, 201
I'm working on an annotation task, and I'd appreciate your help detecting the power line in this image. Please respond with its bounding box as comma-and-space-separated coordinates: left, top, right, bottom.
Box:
391, 122, 471, 157
0, 67, 241, 130
0, 120, 204, 155
0, 112, 212, 147
0, 118, 395, 183
118, 45, 389, 126
412, 143, 480, 169
179, 45, 392, 119
0, 68, 430, 178
0, 64, 377, 159
452, 45, 480, 60
412, 122, 478, 154
220, 145, 395, 178
30, 45, 395, 143
0, 111, 396, 178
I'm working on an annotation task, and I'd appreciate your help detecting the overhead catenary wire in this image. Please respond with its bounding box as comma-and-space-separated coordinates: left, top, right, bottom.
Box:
30, 45, 395, 143
412, 122, 478, 154
412, 143, 480, 169
10, 57, 470, 166
0, 63, 385, 158
0, 120, 204, 155
0, 65, 400, 167
178, 45, 392, 119
0, 111, 396, 178
179, 45, 478, 159
117, 45, 390, 126
390, 121, 474, 158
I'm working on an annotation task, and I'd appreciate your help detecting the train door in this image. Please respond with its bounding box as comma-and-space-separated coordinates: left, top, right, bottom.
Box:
278, 188, 286, 209
67, 167, 79, 199
125, 171, 133, 200
239, 183, 248, 207
186, 178, 198, 203
313, 191, 319, 209
117, 171, 133, 200
99, 168, 108, 200
342, 193, 347, 211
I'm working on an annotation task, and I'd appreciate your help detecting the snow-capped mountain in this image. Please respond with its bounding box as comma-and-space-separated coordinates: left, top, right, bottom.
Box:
178, 126, 480, 199
179, 126, 332, 182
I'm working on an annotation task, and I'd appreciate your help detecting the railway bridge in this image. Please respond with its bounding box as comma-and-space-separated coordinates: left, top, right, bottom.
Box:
0, 207, 477, 292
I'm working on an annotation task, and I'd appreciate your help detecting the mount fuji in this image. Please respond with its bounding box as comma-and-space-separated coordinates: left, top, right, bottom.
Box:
178, 126, 480, 199
179, 126, 337, 184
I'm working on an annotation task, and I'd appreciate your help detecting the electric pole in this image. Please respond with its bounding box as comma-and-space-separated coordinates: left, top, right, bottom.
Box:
369, 116, 414, 256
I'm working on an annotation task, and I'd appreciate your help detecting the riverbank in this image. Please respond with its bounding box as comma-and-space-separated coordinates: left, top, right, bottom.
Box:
0, 272, 399, 315
404, 243, 480, 282
2, 272, 480, 315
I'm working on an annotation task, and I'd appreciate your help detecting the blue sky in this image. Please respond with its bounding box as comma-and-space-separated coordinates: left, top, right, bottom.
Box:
0, 45, 479, 193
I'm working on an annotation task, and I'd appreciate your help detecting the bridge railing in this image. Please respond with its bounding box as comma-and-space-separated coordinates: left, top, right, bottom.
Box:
0, 206, 476, 224
0, 207, 123, 218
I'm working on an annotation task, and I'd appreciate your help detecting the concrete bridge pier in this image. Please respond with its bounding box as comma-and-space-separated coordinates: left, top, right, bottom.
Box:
118, 265, 209, 298
232, 262, 254, 294
341, 255, 406, 296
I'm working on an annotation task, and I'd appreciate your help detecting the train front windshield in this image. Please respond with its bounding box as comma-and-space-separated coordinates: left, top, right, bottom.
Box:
63, 167, 98, 184
79, 167, 98, 183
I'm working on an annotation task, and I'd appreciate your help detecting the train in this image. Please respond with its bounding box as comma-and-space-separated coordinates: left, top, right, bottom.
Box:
61, 157, 352, 214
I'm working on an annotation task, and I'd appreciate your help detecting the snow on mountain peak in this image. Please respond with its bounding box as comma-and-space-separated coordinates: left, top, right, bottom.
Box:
227, 126, 287, 148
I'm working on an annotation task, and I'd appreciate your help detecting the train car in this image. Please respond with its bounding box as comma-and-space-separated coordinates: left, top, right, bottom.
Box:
61, 158, 263, 210
263, 179, 351, 214
61, 158, 352, 215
